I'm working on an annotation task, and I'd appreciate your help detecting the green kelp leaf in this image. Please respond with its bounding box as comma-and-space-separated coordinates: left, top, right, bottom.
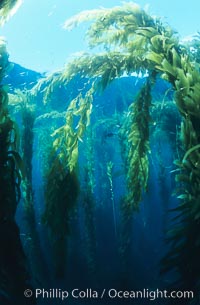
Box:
146, 51, 163, 65
186, 83, 200, 106
150, 34, 164, 51
161, 58, 177, 77
184, 72, 195, 88
183, 144, 200, 163
69, 146, 78, 172
160, 72, 170, 82
136, 27, 158, 39
171, 47, 181, 68
127, 35, 147, 52
183, 96, 199, 116
180, 53, 191, 72
175, 68, 190, 95
101, 68, 115, 90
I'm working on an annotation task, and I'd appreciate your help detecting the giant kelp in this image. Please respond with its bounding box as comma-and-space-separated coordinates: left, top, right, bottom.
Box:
120, 80, 152, 211
0, 36, 36, 304
40, 85, 94, 277
118, 80, 152, 270
41, 90, 89, 276
41, 87, 93, 277
34, 2, 200, 300
18, 92, 48, 286
42, 156, 79, 278
41, 3, 180, 213
0, 2, 36, 301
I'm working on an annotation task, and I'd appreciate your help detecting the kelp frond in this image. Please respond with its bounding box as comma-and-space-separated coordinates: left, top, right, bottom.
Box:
62, 2, 182, 96
42, 156, 79, 277
52, 85, 94, 172
65, 51, 148, 90
34, 51, 148, 102
120, 80, 152, 211
34, 3, 180, 104
64, 3, 151, 47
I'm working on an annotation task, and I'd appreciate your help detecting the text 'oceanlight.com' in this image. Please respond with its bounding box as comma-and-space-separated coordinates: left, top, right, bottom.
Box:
24, 287, 194, 301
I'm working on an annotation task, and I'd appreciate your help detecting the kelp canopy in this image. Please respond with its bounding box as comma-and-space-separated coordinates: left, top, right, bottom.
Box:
37, 2, 200, 211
